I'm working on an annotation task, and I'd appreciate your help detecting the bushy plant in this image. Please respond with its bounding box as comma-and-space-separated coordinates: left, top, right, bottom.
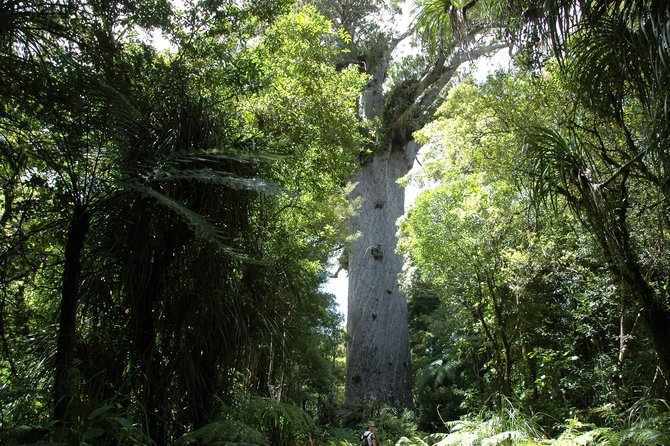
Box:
236, 396, 316, 446
549, 417, 614, 446
392, 397, 545, 446
0, 402, 154, 445
613, 397, 670, 446
326, 404, 420, 445
321, 426, 360, 445
174, 419, 268, 446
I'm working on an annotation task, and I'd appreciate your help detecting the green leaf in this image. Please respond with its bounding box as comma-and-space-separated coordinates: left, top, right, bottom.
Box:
82, 427, 105, 440
87, 404, 114, 421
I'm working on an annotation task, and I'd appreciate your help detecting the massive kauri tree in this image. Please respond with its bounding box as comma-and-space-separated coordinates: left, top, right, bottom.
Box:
313, 0, 505, 408
325, 0, 670, 411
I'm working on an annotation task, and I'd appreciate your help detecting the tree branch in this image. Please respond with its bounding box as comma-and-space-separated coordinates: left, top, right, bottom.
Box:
416, 39, 509, 114
597, 147, 646, 191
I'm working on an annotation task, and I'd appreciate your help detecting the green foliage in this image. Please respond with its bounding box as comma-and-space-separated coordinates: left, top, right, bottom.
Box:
4, 0, 670, 444
411, 0, 500, 55
613, 397, 670, 446
0, 402, 155, 445
373, 398, 545, 445
1, 0, 364, 443
398, 0, 670, 437
412, 0, 461, 53
402, 57, 669, 430
234, 396, 316, 446
337, 404, 419, 445
548, 418, 614, 446
174, 419, 268, 446
311, 0, 394, 73
321, 426, 361, 446
356, 397, 670, 446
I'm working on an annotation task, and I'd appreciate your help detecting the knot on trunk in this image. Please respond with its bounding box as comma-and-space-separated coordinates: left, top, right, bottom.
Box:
370, 244, 383, 261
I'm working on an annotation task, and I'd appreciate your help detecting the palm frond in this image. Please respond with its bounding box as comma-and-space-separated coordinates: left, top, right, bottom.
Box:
121, 180, 252, 260
145, 168, 283, 195
95, 81, 144, 131
568, 17, 629, 116
522, 126, 583, 209
152, 147, 285, 166
411, 0, 488, 55
565, 0, 670, 126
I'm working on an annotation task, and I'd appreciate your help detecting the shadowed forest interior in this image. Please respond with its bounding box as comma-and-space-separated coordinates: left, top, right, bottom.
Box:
1, 0, 670, 445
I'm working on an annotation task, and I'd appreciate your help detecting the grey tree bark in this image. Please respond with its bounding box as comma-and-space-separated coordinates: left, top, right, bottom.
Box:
321, 0, 508, 408
343, 40, 505, 408
345, 140, 417, 407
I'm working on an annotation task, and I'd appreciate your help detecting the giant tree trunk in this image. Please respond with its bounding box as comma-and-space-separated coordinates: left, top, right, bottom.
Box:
337, 7, 503, 405
344, 141, 417, 408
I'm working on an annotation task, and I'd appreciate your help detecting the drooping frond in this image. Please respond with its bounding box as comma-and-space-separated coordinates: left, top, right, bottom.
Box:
412, 0, 498, 54
144, 167, 283, 196
413, 0, 461, 52
160, 149, 285, 165
522, 125, 592, 210
121, 180, 253, 261
567, 3, 670, 119
615, 397, 670, 446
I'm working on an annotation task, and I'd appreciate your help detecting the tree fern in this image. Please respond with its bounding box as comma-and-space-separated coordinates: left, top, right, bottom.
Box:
238, 396, 317, 446
173, 419, 268, 446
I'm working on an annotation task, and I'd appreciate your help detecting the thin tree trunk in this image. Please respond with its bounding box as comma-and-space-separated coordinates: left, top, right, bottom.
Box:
578, 175, 670, 386
54, 206, 90, 422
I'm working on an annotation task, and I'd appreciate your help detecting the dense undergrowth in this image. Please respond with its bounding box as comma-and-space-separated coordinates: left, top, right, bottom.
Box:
2, 397, 668, 445
327, 397, 670, 446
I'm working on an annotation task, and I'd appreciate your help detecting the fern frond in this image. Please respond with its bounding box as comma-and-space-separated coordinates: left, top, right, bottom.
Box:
173, 419, 268, 446
238, 397, 317, 446
95, 81, 144, 134
396, 436, 429, 446
616, 401, 670, 446
163, 149, 285, 165
572, 428, 615, 446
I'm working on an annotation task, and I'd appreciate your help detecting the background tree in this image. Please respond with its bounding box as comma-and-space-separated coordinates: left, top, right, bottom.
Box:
524, 0, 670, 379
400, 60, 669, 431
